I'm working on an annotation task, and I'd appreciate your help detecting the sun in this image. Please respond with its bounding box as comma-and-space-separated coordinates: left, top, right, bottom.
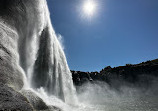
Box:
83, 0, 97, 17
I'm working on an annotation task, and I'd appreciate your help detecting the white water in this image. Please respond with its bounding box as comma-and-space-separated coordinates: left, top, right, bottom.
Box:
21, 0, 77, 106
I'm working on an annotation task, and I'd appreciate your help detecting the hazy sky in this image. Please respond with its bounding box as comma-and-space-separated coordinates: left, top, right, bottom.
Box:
47, 0, 158, 71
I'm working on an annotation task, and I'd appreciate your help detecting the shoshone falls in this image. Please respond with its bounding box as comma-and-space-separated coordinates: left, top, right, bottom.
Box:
0, 0, 158, 111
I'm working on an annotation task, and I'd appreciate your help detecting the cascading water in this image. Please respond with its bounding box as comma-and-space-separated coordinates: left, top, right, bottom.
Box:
16, 0, 77, 106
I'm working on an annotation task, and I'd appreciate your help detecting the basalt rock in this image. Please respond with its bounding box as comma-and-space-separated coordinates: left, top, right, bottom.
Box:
72, 59, 158, 88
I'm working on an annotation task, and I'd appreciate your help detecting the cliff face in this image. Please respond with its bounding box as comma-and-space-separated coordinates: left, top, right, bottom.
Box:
0, 24, 24, 91
0, 0, 48, 91
72, 59, 158, 88
0, 1, 24, 91
0, 0, 49, 110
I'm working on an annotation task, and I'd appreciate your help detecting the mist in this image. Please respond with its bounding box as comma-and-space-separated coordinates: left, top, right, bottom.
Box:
75, 76, 158, 111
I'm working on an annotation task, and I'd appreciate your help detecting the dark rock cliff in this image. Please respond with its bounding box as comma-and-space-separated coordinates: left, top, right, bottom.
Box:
72, 59, 158, 88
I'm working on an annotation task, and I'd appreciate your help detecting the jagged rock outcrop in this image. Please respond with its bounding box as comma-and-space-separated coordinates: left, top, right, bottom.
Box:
72, 59, 158, 88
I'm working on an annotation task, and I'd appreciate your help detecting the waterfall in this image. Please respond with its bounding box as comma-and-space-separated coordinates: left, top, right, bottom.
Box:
16, 0, 77, 105
1, 1, 158, 111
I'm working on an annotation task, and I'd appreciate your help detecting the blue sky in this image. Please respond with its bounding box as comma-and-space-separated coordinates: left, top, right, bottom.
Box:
47, 0, 158, 71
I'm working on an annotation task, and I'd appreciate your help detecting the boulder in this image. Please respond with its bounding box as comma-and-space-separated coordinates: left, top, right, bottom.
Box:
21, 89, 62, 111
0, 83, 33, 111
21, 89, 49, 110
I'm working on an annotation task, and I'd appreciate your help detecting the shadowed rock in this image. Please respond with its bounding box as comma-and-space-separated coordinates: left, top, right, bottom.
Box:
72, 59, 158, 88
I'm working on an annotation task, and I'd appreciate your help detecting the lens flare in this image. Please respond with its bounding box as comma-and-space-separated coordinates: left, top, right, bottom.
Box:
83, 0, 97, 17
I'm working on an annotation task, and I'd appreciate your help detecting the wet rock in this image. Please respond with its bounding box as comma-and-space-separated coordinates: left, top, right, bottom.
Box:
21, 89, 49, 110
21, 89, 62, 111
0, 83, 33, 111
0, 23, 24, 91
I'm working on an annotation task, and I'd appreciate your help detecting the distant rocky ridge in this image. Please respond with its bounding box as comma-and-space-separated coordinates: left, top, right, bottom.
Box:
72, 59, 158, 88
